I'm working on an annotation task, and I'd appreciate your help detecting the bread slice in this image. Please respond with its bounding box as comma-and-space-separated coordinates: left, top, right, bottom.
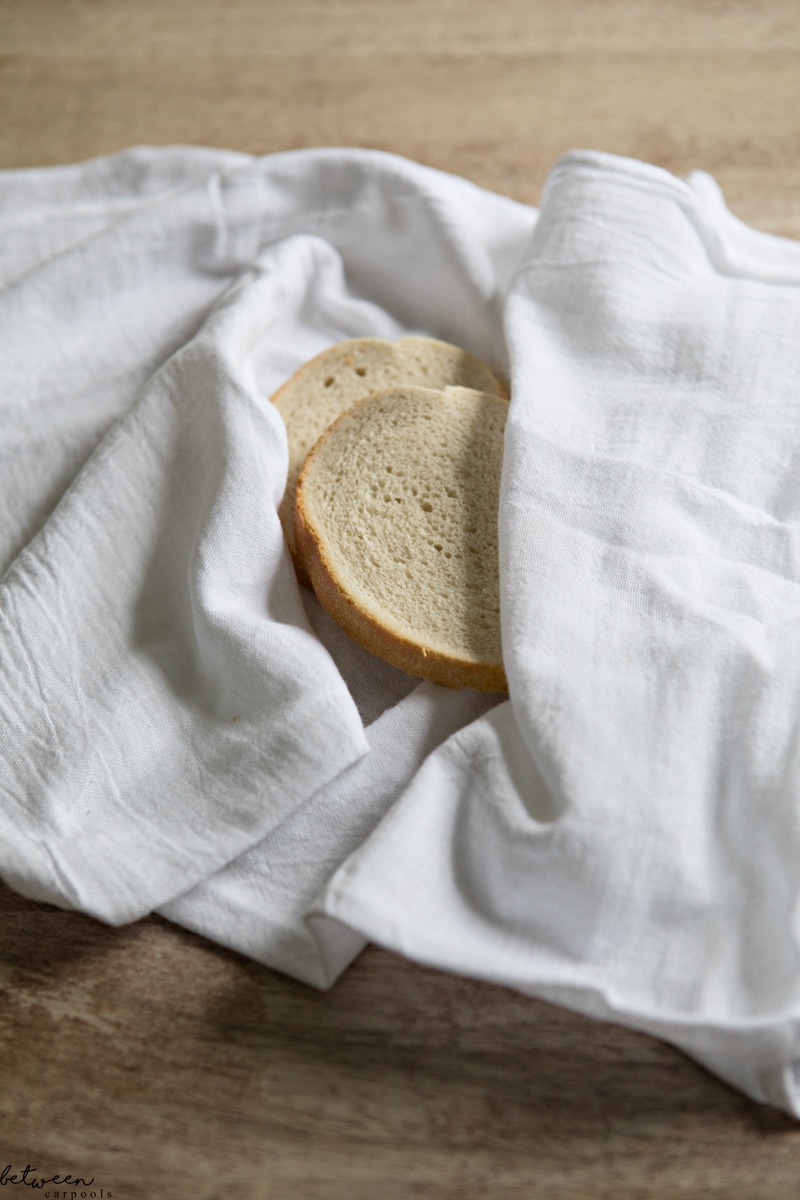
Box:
271, 336, 507, 576
295, 385, 507, 692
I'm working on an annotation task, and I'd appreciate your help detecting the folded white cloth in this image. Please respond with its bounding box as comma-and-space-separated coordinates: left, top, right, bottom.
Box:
3, 144, 800, 1116
163, 670, 500, 987
0, 146, 530, 924
316, 152, 800, 1115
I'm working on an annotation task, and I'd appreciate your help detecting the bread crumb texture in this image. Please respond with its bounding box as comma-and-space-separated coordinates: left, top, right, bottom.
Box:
296, 385, 507, 692
272, 336, 506, 565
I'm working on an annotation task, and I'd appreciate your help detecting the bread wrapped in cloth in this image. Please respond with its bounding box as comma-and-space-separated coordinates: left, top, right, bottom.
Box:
271, 337, 506, 579
295, 385, 507, 692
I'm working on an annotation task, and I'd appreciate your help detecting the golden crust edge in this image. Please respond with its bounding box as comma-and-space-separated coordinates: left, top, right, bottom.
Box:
270, 338, 508, 581
294, 401, 508, 695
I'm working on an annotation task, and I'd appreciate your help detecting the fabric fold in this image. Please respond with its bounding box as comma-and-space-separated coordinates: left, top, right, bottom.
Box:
0, 244, 376, 921
314, 151, 800, 1117
163, 681, 502, 987
4, 144, 800, 1118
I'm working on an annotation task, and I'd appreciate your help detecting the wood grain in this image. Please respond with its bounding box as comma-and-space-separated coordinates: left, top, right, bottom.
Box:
2, 0, 800, 233
3, 1, 800, 1195
3, 882, 800, 1200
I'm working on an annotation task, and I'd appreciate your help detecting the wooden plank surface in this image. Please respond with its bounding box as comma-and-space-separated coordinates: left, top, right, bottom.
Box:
3, 882, 800, 1200
3, 0, 800, 234
2, 2, 800, 1196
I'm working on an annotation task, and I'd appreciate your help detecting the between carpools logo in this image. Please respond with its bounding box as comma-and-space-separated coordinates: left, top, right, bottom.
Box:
0, 1163, 111, 1195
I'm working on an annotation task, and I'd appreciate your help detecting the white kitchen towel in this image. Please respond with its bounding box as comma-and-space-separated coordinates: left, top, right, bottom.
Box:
4, 145, 800, 1117
315, 150, 800, 1116
0, 236, 376, 920
162, 677, 502, 988
0, 145, 531, 921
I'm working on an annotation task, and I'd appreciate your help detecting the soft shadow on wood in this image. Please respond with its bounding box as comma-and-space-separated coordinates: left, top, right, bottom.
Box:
3, 892, 800, 1199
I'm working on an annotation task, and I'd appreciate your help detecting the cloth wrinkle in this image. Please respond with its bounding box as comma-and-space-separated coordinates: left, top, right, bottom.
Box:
3, 144, 800, 1115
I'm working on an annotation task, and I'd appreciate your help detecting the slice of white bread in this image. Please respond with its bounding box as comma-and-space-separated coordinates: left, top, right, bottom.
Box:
295, 385, 507, 693
271, 337, 507, 577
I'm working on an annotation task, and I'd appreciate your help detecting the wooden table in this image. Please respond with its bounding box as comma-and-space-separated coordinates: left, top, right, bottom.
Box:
2, 3, 800, 1196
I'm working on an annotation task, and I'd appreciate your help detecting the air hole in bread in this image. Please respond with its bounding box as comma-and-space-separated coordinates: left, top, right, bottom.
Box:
293, 380, 507, 691
271, 336, 507, 583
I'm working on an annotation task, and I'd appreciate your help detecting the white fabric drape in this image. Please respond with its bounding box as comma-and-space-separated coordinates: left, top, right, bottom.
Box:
3, 145, 800, 1115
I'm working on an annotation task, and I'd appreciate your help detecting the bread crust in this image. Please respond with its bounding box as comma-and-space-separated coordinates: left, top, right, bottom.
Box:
271, 336, 508, 585
294, 387, 508, 694
295, 501, 507, 692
